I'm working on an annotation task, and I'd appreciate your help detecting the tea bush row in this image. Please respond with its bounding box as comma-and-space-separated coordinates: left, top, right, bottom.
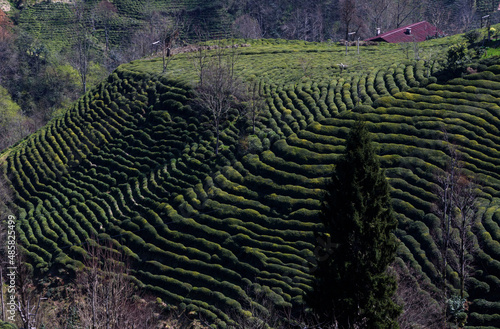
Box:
201, 198, 317, 239
271, 139, 338, 165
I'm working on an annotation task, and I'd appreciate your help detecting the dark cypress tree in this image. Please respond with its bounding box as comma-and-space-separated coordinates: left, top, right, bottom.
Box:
310, 120, 401, 329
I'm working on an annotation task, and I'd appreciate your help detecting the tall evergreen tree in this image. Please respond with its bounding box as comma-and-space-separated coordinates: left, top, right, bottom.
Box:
310, 120, 401, 329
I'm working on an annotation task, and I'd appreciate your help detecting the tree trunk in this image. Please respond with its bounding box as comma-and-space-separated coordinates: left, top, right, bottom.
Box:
83, 71, 87, 94
252, 111, 256, 135
106, 290, 110, 329
92, 274, 97, 329
105, 27, 109, 56
162, 40, 166, 73
460, 230, 466, 299
215, 120, 220, 155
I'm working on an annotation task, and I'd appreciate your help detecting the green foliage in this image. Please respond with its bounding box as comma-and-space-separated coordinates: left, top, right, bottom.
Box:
0, 86, 27, 149
447, 295, 468, 328
463, 30, 481, 45
0, 322, 17, 329
0, 86, 22, 127
447, 42, 470, 71
310, 121, 401, 328
47, 64, 82, 117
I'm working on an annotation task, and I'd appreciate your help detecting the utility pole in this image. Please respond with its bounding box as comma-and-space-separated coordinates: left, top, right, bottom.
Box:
482, 15, 491, 42
346, 32, 356, 56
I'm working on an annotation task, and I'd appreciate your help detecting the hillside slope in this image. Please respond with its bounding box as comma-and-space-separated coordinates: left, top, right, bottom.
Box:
15, 0, 232, 52
4, 40, 500, 327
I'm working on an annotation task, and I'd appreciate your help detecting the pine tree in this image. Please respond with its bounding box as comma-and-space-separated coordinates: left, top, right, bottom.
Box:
310, 120, 401, 329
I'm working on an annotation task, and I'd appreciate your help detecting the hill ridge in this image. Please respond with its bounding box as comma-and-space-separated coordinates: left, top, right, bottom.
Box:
5, 40, 500, 327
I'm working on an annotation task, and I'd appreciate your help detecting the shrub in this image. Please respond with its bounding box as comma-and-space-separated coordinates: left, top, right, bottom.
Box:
246, 135, 263, 154
463, 29, 481, 45
0, 321, 17, 329
447, 42, 470, 71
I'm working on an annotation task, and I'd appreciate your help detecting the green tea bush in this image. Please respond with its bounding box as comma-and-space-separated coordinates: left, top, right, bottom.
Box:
356, 77, 371, 105
342, 83, 354, 109
216, 171, 256, 197
384, 68, 399, 94
136, 269, 192, 296
0, 321, 18, 329
399, 235, 439, 281
372, 96, 396, 108
395, 72, 409, 91
271, 139, 337, 164
334, 92, 347, 112
374, 69, 390, 96
24, 246, 49, 269
261, 149, 333, 178
317, 82, 330, 116
296, 88, 322, 121
213, 188, 271, 215
366, 69, 379, 100
253, 277, 294, 303
468, 312, 500, 326
326, 80, 339, 113
287, 134, 343, 154
472, 298, 500, 317
404, 64, 418, 87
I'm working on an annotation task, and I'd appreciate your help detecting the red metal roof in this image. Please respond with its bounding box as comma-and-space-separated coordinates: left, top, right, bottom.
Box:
364, 21, 441, 43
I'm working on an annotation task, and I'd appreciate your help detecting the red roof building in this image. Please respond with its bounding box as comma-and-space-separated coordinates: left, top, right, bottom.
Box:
364, 21, 442, 43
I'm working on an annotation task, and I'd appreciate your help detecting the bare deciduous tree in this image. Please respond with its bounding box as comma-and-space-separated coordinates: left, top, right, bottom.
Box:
126, 1, 183, 70
391, 0, 422, 28
244, 0, 285, 38
227, 290, 286, 329
125, 1, 164, 61
359, 0, 392, 37
0, 172, 14, 322
432, 137, 459, 326
15, 251, 48, 329
243, 81, 265, 135
76, 240, 139, 329
340, 0, 363, 41
75, 237, 167, 328
281, 4, 325, 41
394, 261, 442, 329
0, 241, 4, 322
226, 284, 339, 328
189, 27, 210, 86
431, 129, 479, 325
433, 136, 461, 298
94, 0, 118, 62
158, 15, 181, 73
72, 0, 94, 94
232, 14, 263, 39
457, 0, 477, 33
0, 10, 16, 86
426, 1, 452, 35
451, 175, 478, 299
193, 41, 244, 155
0, 217, 5, 322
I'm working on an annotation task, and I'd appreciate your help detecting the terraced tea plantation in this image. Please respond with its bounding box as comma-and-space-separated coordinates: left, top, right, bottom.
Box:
4, 40, 500, 327
16, 0, 232, 52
